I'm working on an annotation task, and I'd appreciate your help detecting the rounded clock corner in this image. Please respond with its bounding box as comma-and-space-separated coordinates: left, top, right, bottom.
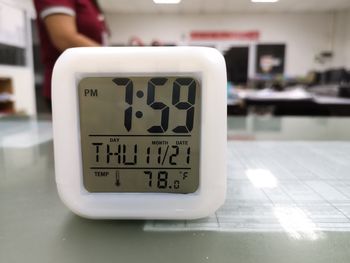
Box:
190, 48, 226, 76
53, 48, 75, 68
55, 184, 83, 215
69, 207, 100, 220
186, 204, 221, 220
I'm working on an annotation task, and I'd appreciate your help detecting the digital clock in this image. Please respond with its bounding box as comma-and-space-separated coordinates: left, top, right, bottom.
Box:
52, 47, 227, 219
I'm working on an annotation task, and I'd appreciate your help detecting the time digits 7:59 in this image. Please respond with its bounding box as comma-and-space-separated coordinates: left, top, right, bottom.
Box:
113, 77, 197, 134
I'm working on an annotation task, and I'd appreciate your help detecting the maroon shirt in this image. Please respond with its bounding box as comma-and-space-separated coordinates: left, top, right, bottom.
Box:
34, 0, 107, 99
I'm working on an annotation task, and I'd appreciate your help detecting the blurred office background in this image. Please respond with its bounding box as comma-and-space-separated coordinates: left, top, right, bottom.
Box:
0, 0, 350, 117
0, 0, 350, 116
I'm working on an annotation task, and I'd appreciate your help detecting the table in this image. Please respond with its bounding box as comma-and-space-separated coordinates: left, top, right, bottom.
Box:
1, 117, 350, 263
228, 88, 350, 116
243, 96, 350, 116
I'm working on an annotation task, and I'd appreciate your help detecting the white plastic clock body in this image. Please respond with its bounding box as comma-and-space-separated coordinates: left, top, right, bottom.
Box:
52, 47, 227, 219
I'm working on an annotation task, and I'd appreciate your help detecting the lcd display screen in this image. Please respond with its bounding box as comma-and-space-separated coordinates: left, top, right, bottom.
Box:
78, 76, 201, 193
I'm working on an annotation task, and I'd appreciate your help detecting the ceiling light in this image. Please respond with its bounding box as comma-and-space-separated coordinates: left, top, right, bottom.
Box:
251, 0, 279, 3
153, 0, 181, 4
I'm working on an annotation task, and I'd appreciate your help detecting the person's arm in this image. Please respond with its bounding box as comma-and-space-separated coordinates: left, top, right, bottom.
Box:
44, 14, 100, 51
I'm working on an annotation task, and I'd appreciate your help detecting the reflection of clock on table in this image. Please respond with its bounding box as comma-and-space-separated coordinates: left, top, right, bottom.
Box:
52, 47, 227, 219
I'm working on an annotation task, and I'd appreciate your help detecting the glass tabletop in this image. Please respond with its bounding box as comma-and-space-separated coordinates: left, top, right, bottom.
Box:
1, 116, 350, 263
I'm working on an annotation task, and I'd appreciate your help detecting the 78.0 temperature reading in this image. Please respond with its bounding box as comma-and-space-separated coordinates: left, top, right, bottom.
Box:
144, 171, 188, 190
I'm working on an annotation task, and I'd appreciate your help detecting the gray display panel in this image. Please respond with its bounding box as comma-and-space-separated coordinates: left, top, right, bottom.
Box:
78, 76, 201, 193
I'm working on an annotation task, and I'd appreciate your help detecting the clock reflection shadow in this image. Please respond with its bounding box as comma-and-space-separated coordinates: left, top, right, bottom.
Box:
57, 214, 206, 262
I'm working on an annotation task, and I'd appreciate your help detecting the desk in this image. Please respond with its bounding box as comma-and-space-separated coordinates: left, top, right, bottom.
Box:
245, 96, 350, 116
1, 117, 350, 263
229, 88, 350, 116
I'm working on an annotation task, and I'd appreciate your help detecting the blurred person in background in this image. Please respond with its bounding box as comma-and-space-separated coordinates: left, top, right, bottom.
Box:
33, 0, 108, 107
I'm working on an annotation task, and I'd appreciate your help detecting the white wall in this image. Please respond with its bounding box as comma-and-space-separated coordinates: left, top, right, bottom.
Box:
106, 13, 336, 77
346, 12, 350, 69
332, 11, 350, 69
